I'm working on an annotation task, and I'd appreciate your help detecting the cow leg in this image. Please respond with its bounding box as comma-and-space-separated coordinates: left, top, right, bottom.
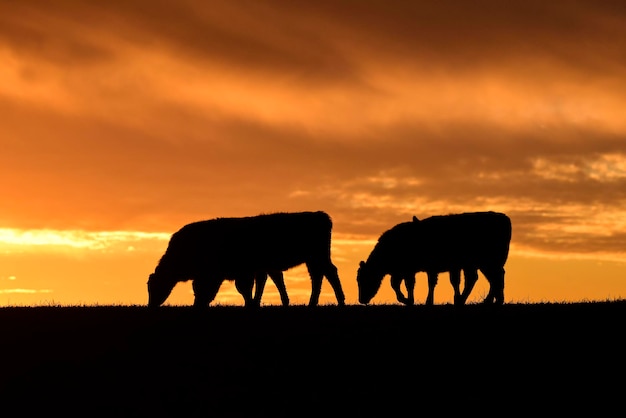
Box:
308, 273, 323, 307
449, 269, 462, 305
268, 271, 290, 307
426, 271, 439, 306
192, 278, 222, 308
306, 264, 324, 307
253, 272, 269, 307
481, 267, 505, 305
323, 263, 345, 306
235, 273, 255, 308
458, 269, 479, 305
390, 274, 408, 305
404, 274, 415, 306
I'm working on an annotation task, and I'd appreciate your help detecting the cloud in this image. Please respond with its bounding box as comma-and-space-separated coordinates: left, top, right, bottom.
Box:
0, 229, 169, 253
0, 289, 53, 294
6, 1, 625, 73
1, 0, 626, 262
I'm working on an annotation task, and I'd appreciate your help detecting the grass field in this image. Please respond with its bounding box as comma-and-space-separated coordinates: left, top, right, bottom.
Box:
1, 301, 624, 416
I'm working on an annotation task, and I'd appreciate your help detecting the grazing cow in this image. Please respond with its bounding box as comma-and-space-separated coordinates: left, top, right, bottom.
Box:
148, 211, 346, 308
357, 211, 512, 306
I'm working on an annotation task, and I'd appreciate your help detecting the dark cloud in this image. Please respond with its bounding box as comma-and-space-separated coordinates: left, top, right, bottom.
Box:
3, 0, 626, 83
0, 0, 361, 86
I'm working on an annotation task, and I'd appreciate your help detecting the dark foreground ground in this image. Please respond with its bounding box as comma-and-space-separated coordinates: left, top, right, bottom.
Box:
1, 301, 625, 417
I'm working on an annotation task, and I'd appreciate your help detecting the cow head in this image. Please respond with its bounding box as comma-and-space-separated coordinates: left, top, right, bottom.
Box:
147, 272, 177, 308
356, 260, 384, 304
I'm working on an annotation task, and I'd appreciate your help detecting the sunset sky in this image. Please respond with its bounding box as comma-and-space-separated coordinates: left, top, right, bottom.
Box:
1, 0, 626, 306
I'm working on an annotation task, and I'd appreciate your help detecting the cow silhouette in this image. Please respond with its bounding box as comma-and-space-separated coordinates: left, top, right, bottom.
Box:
357, 211, 512, 306
148, 211, 346, 308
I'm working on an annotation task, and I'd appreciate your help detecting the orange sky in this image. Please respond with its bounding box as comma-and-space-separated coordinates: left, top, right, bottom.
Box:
1, 0, 626, 306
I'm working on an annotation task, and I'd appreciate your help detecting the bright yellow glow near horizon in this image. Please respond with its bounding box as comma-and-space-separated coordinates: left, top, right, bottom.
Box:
1, 227, 625, 307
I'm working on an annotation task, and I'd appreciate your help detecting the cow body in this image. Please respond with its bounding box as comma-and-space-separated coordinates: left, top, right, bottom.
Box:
357, 211, 512, 306
148, 211, 345, 308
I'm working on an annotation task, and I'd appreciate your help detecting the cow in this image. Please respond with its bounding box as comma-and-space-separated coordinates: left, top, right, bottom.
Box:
147, 211, 346, 308
356, 211, 512, 306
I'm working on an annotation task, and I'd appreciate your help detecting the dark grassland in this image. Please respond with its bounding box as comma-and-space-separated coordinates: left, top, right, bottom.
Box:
1, 301, 624, 417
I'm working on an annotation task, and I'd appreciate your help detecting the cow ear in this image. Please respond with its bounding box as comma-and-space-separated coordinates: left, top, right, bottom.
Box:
412, 216, 419, 222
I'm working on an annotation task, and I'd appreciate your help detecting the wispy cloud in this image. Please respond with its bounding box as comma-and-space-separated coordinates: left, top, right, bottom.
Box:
0, 229, 169, 252
0, 289, 53, 294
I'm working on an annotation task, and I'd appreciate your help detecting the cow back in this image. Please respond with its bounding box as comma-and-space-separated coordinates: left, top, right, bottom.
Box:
415, 211, 511, 270
163, 211, 333, 276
